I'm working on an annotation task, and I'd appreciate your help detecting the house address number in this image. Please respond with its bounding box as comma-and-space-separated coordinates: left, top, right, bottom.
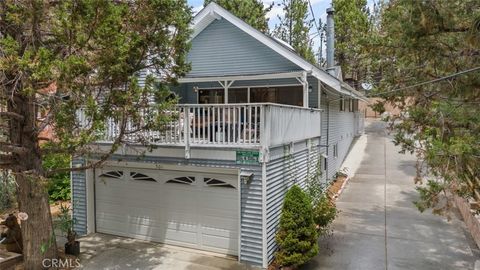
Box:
236, 150, 260, 165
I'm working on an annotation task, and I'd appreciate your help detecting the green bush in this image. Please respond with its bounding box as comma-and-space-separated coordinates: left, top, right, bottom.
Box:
275, 185, 319, 268
313, 194, 337, 235
42, 149, 71, 202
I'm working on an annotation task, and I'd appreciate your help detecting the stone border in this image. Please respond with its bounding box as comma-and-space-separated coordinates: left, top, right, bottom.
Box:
454, 195, 480, 249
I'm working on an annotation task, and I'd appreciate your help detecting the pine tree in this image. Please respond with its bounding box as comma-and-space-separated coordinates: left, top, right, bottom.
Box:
367, 0, 480, 215
273, 0, 316, 63
204, 0, 272, 33
275, 185, 318, 267
332, 0, 370, 85
0, 1, 191, 267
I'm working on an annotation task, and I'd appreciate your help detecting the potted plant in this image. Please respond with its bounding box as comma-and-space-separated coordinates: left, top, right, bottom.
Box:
57, 204, 80, 256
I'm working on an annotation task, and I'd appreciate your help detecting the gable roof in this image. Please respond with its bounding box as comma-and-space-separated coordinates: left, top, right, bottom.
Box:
191, 3, 366, 100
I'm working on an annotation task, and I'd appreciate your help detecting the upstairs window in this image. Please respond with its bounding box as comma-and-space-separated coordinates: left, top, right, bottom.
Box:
340, 97, 345, 111
250, 86, 303, 106
199, 89, 224, 104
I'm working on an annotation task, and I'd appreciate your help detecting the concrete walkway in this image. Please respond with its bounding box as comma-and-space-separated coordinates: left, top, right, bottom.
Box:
303, 120, 479, 270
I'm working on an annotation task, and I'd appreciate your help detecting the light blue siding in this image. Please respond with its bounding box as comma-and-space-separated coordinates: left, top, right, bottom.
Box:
265, 139, 323, 263
320, 93, 356, 180
71, 158, 87, 235
187, 19, 301, 77
71, 154, 264, 267
308, 77, 319, 108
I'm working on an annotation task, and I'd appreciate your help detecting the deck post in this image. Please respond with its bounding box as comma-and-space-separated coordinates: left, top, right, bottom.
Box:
303, 71, 309, 108
219, 80, 235, 104
184, 106, 191, 159
259, 105, 270, 163
296, 71, 309, 108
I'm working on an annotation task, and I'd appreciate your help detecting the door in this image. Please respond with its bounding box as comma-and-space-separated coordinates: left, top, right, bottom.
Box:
94, 166, 239, 256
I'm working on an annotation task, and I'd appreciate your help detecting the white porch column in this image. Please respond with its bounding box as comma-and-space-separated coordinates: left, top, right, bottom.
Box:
297, 71, 309, 108
219, 80, 235, 104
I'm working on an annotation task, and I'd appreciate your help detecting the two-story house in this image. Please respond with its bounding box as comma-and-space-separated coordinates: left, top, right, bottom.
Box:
71, 3, 367, 268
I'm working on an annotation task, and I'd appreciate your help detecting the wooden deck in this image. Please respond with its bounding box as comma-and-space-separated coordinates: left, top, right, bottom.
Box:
81, 103, 322, 149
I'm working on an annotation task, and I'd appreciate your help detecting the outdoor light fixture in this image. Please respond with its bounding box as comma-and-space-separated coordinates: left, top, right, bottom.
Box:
193, 86, 199, 93
309, 85, 313, 92
240, 172, 254, 185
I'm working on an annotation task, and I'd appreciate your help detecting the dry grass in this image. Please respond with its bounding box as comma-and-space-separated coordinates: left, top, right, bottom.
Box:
327, 175, 348, 200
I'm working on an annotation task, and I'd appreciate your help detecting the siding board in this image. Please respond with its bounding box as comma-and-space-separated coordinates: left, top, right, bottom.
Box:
187, 19, 301, 77
265, 141, 323, 263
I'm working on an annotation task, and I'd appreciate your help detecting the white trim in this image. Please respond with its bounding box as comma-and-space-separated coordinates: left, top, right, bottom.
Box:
194, 83, 301, 90
301, 71, 308, 108
237, 170, 242, 263
85, 168, 95, 234
96, 160, 240, 175
179, 71, 306, 83
191, 3, 341, 91
261, 161, 268, 268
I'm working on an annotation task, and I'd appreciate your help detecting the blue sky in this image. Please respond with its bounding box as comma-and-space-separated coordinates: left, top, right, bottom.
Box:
187, 0, 376, 57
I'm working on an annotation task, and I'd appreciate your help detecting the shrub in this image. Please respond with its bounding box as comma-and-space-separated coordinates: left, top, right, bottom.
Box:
275, 185, 319, 268
42, 149, 71, 202
0, 172, 16, 211
313, 194, 337, 235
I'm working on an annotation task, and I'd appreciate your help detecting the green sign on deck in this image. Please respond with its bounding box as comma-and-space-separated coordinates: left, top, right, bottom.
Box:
236, 150, 260, 165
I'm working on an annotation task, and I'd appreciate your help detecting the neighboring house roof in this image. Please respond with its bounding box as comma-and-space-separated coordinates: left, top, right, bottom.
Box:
191, 2, 367, 101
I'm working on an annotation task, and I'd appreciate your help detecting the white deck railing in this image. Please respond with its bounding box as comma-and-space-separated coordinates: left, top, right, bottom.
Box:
87, 103, 321, 148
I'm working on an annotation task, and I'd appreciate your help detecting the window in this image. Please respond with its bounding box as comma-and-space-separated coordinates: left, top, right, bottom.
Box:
353, 99, 359, 112
204, 178, 236, 189
322, 154, 328, 171
166, 176, 196, 185
228, 88, 248, 103
333, 144, 338, 158
339, 97, 345, 111
349, 99, 354, 112
198, 89, 224, 104
250, 86, 303, 106
99, 171, 123, 179
130, 172, 157, 182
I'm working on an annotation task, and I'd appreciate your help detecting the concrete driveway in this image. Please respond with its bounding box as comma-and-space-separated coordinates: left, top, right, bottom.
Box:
302, 120, 479, 270
77, 233, 255, 270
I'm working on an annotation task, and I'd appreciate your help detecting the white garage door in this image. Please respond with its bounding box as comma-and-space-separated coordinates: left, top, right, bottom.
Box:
95, 167, 239, 256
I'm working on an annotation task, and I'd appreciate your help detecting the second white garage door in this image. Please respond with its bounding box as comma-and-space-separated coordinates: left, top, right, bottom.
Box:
95, 166, 239, 256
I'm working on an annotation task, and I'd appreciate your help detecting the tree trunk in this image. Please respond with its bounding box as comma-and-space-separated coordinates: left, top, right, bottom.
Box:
15, 174, 57, 269
8, 92, 57, 269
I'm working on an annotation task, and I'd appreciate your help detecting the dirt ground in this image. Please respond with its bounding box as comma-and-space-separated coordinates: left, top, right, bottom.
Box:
1, 201, 75, 270
0, 201, 70, 219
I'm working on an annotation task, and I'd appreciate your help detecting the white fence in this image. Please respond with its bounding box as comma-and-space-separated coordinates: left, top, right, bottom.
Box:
85, 103, 322, 148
